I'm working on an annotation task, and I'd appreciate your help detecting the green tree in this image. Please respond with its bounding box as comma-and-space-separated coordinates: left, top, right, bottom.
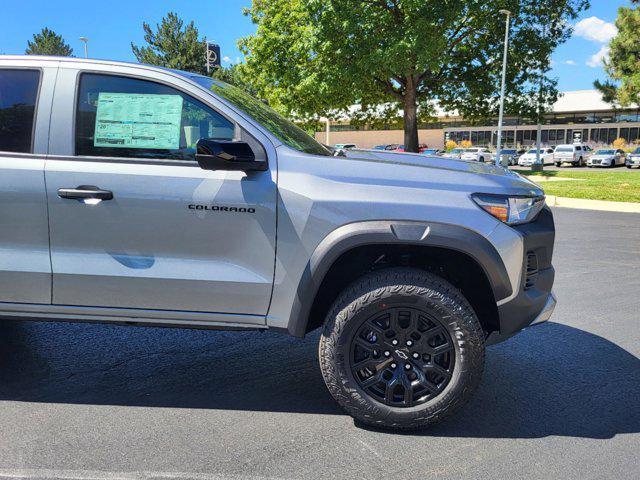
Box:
212, 63, 259, 96
25, 28, 73, 56
240, 0, 588, 152
132, 12, 207, 75
595, 1, 640, 106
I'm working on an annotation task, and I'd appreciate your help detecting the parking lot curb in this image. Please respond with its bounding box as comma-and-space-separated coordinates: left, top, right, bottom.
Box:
547, 195, 640, 213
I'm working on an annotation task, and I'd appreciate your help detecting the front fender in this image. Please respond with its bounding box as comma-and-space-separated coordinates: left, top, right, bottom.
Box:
285, 220, 513, 337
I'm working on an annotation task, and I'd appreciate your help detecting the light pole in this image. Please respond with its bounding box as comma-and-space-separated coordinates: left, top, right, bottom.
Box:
495, 9, 511, 167
79, 37, 89, 58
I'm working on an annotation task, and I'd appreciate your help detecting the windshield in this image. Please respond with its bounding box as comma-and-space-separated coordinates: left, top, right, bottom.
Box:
596, 149, 615, 155
555, 146, 573, 152
527, 149, 542, 154
451, 149, 463, 153
634, 147, 640, 154
191, 77, 331, 156
464, 149, 478, 152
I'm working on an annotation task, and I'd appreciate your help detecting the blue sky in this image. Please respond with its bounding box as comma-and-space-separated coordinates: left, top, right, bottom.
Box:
0, 0, 630, 92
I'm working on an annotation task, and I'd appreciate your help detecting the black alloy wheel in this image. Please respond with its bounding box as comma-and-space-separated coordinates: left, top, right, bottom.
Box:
349, 305, 455, 408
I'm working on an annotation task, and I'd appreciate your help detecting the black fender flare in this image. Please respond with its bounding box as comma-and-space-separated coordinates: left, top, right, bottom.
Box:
286, 220, 513, 337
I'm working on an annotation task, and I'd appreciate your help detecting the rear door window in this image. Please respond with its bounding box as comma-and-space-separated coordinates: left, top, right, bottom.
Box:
0, 69, 41, 153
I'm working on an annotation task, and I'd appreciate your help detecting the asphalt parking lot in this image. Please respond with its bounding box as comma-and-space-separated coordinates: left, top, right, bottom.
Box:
0, 208, 638, 480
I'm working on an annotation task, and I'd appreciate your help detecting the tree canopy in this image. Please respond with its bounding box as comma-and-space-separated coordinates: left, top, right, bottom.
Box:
132, 12, 207, 75
25, 28, 73, 56
240, 0, 589, 151
595, 1, 640, 107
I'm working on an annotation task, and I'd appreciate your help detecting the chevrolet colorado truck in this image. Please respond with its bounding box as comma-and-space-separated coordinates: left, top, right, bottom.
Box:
0, 56, 556, 430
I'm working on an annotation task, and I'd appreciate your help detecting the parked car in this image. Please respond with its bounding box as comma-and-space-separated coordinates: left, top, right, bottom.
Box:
442, 148, 465, 159
587, 149, 626, 168
626, 147, 640, 168
421, 148, 444, 156
0, 55, 557, 431
499, 149, 519, 166
518, 148, 555, 166
334, 143, 356, 155
381, 144, 402, 151
553, 144, 592, 167
460, 147, 494, 163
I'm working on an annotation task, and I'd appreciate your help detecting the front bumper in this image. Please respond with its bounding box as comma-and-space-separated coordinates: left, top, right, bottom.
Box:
531, 291, 557, 326
488, 207, 556, 345
588, 158, 613, 166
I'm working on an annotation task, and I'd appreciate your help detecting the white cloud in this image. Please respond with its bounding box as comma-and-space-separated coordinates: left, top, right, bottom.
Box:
586, 45, 610, 68
574, 16, 617, 43
222, 55, 232, 63
564, 60, 577, 65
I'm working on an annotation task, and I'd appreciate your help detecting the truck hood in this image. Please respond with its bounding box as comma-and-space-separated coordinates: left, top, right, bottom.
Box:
343, 149, 543, 195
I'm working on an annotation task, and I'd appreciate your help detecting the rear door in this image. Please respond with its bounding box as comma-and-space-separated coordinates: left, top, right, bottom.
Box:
44, 65, 277, 323
0, 62, 56, 304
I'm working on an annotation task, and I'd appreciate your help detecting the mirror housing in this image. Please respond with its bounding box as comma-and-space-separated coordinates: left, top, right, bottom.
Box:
195, 139, 267, 172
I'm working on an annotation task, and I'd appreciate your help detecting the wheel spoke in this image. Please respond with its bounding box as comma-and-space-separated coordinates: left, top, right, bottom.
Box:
426, 361, 453, 380
361, 371, 384, 388
353, 336, 378, 351
411, 366, 439, 394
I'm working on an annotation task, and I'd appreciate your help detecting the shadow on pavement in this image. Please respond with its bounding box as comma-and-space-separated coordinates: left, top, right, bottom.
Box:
0, 320, 638, 439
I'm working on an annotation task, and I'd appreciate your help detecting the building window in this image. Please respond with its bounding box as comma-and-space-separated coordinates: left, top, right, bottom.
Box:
594, 112, 616, 123
574, 113, 595, 124
615, 111, 638, 123
620, 128, 629, 142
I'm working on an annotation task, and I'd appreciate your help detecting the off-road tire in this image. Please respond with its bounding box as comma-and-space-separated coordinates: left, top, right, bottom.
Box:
318, 267, 485, 430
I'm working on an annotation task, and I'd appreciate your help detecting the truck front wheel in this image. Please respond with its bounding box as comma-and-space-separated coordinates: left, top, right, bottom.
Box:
318, 267, 485, 430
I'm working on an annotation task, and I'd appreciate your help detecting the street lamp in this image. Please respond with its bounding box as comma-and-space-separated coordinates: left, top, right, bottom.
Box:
79, 37, 89, 58
495, 9, 511, 167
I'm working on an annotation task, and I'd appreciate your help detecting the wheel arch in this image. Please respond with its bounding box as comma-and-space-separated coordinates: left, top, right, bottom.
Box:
285, 221, 512, 338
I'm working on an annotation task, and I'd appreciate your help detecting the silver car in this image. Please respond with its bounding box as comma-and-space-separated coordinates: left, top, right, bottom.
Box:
626, 147, 640, 168
0, 56, 556, 430
587, 148, 626, 167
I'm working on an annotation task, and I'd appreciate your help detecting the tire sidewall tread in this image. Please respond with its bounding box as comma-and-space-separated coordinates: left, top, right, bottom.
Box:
318, 267, 485, 430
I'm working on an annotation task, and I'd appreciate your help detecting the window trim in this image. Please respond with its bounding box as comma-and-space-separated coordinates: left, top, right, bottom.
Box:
0, 67, 43, 155
72, 70, 262, 166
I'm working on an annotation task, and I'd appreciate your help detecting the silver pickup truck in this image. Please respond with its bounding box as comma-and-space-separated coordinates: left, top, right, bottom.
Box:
0, 56, 556, 430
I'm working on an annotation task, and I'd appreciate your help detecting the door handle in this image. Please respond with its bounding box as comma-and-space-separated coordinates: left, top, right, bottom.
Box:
58, 185, 113, 201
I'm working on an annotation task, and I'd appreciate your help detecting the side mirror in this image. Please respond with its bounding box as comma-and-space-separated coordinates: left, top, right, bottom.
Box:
195, 139, 267, 172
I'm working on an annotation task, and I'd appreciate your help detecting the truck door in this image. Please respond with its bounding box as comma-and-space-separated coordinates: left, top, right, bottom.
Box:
0, 65, 55, 304
44, 68, 276, 323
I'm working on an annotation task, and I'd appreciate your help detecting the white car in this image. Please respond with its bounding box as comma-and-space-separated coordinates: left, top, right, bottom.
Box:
460, 147, 494, 163
334, 143, 356, 155
626, 147, 640, 168
517, 148, 555, 166
587, 149, 626, 168
442, 148, 465, 159
553, 144, 592, 167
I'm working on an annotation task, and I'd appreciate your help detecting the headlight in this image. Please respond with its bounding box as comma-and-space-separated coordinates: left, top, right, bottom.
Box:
472, 193, 545, 225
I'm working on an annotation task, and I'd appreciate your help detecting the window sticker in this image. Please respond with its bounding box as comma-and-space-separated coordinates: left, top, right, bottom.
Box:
94, 93, 183, 149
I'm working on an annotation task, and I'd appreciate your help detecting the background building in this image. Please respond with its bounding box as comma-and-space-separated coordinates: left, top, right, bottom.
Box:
317, 90, 640, 149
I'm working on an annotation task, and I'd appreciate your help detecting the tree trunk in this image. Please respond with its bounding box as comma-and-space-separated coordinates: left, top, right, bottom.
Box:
403, 79, 419, 153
